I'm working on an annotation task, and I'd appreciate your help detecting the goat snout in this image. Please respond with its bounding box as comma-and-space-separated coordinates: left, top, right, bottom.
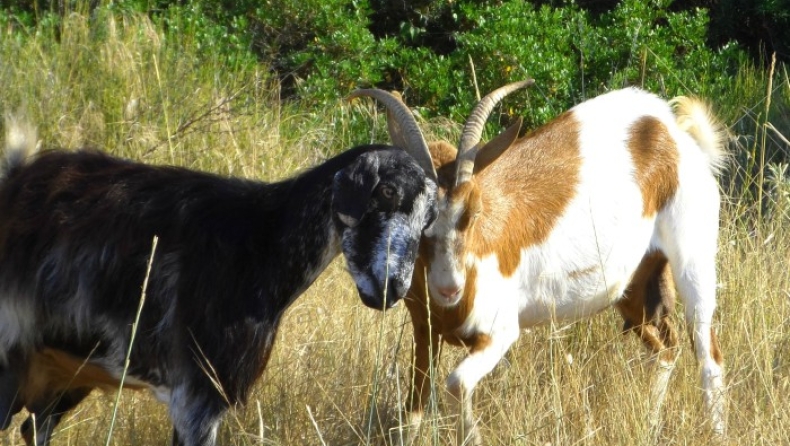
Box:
436, 285, 462, 302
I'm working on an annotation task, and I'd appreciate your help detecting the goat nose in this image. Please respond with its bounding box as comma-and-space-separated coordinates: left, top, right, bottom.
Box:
437, 285, 461, 300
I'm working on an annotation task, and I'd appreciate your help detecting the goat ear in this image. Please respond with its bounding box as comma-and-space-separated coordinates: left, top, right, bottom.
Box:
473, 117, 522, 174
333, 152, 381, 227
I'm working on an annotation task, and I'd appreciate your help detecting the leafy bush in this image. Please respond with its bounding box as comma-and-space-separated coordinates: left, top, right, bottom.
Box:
2, 0, 788, 215
0, 0, 767, 127
365, 0, 745, 128
706, 0, 790, 63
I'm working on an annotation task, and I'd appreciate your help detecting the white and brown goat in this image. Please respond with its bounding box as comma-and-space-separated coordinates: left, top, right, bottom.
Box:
370, 83, 728, 444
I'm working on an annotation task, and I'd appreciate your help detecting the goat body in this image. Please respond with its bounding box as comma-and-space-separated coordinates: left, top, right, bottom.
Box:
402, 86, 727, 444
0, 123, 437, 445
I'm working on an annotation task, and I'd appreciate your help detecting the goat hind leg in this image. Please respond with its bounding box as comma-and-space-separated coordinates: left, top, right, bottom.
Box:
658, 173, 726, 435
21, 387, 92, 446
617, 255, 679, 430
678, 283, 726, 433
670, 257, 726, 435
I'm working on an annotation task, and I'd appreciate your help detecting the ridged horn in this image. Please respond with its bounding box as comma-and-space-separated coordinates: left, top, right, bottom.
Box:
455, 79, 535, 185
349, 89, 437, 181
384, 91, 410, 151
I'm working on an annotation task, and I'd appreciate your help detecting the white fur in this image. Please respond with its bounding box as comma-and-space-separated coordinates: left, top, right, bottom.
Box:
0, 297, 36, 364
2, 116, 37, 176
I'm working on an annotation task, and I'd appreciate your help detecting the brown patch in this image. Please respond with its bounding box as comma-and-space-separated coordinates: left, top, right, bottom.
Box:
428, 140, 458, 167
463, 111, 582, 277
467, 332, 492, 354
627, 117, 680, 217
20, 348, 144, 404
616, 251, 679, 363
428, 141, 459, 189
568, 265, 598, 280
710, 328, 724, 365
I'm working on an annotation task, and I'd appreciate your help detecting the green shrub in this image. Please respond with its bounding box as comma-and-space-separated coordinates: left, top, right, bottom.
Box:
369, 0, 747, 128
0, 0, 774, 132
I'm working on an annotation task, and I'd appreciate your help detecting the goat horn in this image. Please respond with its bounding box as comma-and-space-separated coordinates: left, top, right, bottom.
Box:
455, 79, 535, 185
349, 89, 437, 182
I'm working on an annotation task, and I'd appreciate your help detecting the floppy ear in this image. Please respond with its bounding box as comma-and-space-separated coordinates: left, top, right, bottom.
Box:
332, 152, 381, 227
473, 117, 522, 174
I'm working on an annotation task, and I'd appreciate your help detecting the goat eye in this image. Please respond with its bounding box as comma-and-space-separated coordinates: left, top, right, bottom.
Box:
379, 185, 395, 199
424, 221, 437, 237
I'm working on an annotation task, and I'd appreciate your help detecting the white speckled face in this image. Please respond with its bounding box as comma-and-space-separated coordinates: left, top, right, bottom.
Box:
332, 149, 438, 310
342, 182, 437, 309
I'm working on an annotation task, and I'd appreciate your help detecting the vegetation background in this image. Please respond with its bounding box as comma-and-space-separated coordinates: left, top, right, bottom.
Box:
0, 0, 789, 444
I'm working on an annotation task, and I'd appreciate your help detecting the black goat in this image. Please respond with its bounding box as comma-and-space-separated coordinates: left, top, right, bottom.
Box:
0, 99, 438, 446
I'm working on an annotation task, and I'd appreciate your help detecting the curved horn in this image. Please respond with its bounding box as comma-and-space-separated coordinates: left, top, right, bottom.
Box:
455, 79, 535, 185
349, 89, 437, 182
384, 91, 409, 151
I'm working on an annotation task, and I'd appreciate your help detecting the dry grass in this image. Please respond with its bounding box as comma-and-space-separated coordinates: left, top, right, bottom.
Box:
4, 220, 788, 446
2, 9, 790, 446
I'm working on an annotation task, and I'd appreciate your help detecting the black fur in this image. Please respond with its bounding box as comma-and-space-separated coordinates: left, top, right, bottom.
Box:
0, 144, 436, 446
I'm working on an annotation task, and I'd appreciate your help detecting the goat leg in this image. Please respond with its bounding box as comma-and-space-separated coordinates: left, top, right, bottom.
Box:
168, 385, 227, 446
0, 365, 23, 430
21, 387, 92, 446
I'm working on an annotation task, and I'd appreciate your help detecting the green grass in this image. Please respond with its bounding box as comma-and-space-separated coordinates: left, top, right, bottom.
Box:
1, 9, 790, 446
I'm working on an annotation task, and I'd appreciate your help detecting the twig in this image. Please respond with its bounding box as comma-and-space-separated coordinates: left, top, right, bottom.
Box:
469, 55, 481, 102
144, 85, 249, 156
105, 236, 159, 446
757, 53, 777, 223
306, 405, 328, 446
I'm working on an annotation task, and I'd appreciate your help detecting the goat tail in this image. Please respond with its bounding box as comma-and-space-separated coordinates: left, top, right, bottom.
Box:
2, 115, 38, 180
670, 96, 728, 175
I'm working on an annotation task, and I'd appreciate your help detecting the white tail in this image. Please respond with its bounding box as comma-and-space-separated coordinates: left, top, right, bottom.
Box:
671, 96, 727, 173
2, 116, 38, 179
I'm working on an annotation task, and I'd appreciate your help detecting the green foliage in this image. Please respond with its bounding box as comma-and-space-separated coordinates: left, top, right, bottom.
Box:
0, 0, 759, 123
707, 0, 790, 62
0, 0, 783, 146
256, 0, 383, 98
274, 0, 750, 129
457, 2, 585, 125
364, 0, 747, 128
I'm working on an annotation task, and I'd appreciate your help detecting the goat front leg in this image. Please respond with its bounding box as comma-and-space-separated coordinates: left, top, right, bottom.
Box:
0, 364, 23, 431
405, 315, 441, 439
169, 384, 227, 446
447, 328, 518, 446
21, 387, 92, 446
403, 261, 443, 443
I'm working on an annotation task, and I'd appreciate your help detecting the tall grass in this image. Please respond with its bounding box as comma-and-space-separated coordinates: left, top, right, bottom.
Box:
1, 8, 789, 446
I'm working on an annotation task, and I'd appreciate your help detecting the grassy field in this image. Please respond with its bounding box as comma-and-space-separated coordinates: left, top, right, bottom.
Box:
2, 11, 790, 446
